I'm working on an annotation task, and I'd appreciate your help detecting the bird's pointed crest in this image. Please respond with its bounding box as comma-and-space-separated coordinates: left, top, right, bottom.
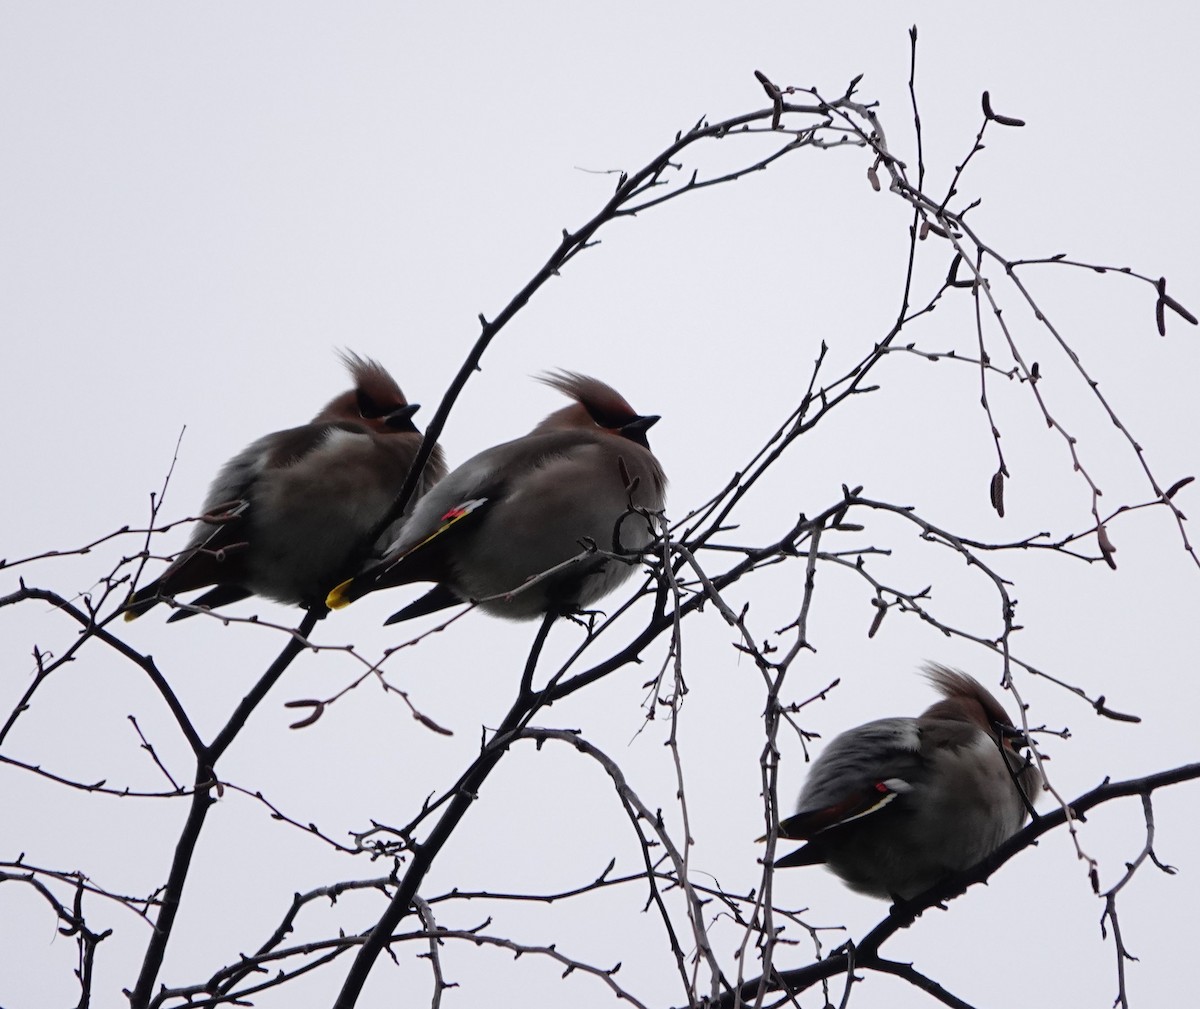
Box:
312, 350, 411, 424
537, 371, 642, 429
339, 350, 410, 418
922, 662, 1016, 733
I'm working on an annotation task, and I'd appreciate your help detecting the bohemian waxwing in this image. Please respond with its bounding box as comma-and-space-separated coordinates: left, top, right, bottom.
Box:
326, 371, 666, 623
774, 663, 1041, 901
123, 351, 446, 622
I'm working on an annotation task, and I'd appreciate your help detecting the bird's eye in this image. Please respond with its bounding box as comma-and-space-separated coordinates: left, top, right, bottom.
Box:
583, 404, 630, 429
356, 390, 388, 420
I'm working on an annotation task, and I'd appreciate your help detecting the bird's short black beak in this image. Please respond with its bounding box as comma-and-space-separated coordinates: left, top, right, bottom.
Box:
621, 413, 660, 448
384, 403, 421, 431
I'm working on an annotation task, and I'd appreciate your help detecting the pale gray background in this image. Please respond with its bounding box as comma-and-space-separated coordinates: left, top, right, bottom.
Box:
2, 4, 1198, 1007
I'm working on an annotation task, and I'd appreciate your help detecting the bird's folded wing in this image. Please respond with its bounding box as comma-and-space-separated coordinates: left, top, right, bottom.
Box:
778, 779, 905, 839
123, 499, 252, 620
325, 497, 490, 609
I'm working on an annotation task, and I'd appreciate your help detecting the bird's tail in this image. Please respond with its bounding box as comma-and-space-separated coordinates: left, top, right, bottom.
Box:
326, 572, 369, 610
122, 582, 164, 622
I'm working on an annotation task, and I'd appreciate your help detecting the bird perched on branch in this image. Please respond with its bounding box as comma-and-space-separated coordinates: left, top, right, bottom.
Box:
124, 351, 446, 622
774, 663, 1041, 901
326, 371, 667, 623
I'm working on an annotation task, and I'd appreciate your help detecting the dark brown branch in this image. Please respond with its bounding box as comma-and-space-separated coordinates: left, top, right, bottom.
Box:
873, 959, 979, 1009
364, 88, 852, 550
702, 763, 1200, 1009
331, 619, 559, 1008
0, 586, 203, 755
127, 607, 323, 1009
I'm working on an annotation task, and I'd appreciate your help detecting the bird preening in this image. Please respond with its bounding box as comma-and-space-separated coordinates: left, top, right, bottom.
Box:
773, 664, 1041, 901
123, 351, 446, 622
326, 371, 667, 624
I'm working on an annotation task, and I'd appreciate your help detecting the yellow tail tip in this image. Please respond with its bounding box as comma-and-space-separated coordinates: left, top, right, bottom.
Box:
122, 593, 142, 622
326, 579, 355, 610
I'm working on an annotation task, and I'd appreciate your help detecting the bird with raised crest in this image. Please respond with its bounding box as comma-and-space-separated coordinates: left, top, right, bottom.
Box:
773, 663, 1041, 901
123, 351, 446, 622
326, 371, 666, 623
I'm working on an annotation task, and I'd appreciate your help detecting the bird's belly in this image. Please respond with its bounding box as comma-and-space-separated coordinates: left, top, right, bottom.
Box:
453, 508, 655, 618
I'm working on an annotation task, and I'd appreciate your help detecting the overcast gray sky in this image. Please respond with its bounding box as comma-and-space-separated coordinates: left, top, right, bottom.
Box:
3, 4, 1199, 1008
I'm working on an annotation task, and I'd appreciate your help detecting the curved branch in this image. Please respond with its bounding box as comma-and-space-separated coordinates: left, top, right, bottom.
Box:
128, 606, 323, 1009
0, 586, 203, 755
365, 89, 855, 547
705, 762, 1200, 1009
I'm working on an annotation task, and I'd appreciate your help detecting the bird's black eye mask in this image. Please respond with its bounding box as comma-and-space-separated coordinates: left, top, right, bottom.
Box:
582, 401, 635, 429
357, 390, 421, 432
355, 389, 391, 419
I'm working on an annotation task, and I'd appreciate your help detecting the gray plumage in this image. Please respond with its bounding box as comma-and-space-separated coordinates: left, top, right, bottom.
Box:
327, 371, 667, 622
776, 663, 1041, 900
124, 352, 445, 621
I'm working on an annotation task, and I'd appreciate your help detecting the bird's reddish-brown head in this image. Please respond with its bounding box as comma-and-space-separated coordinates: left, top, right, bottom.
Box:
316, 350, 422, 435
921, 663, 1023, 747
535, 371, 661, 448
